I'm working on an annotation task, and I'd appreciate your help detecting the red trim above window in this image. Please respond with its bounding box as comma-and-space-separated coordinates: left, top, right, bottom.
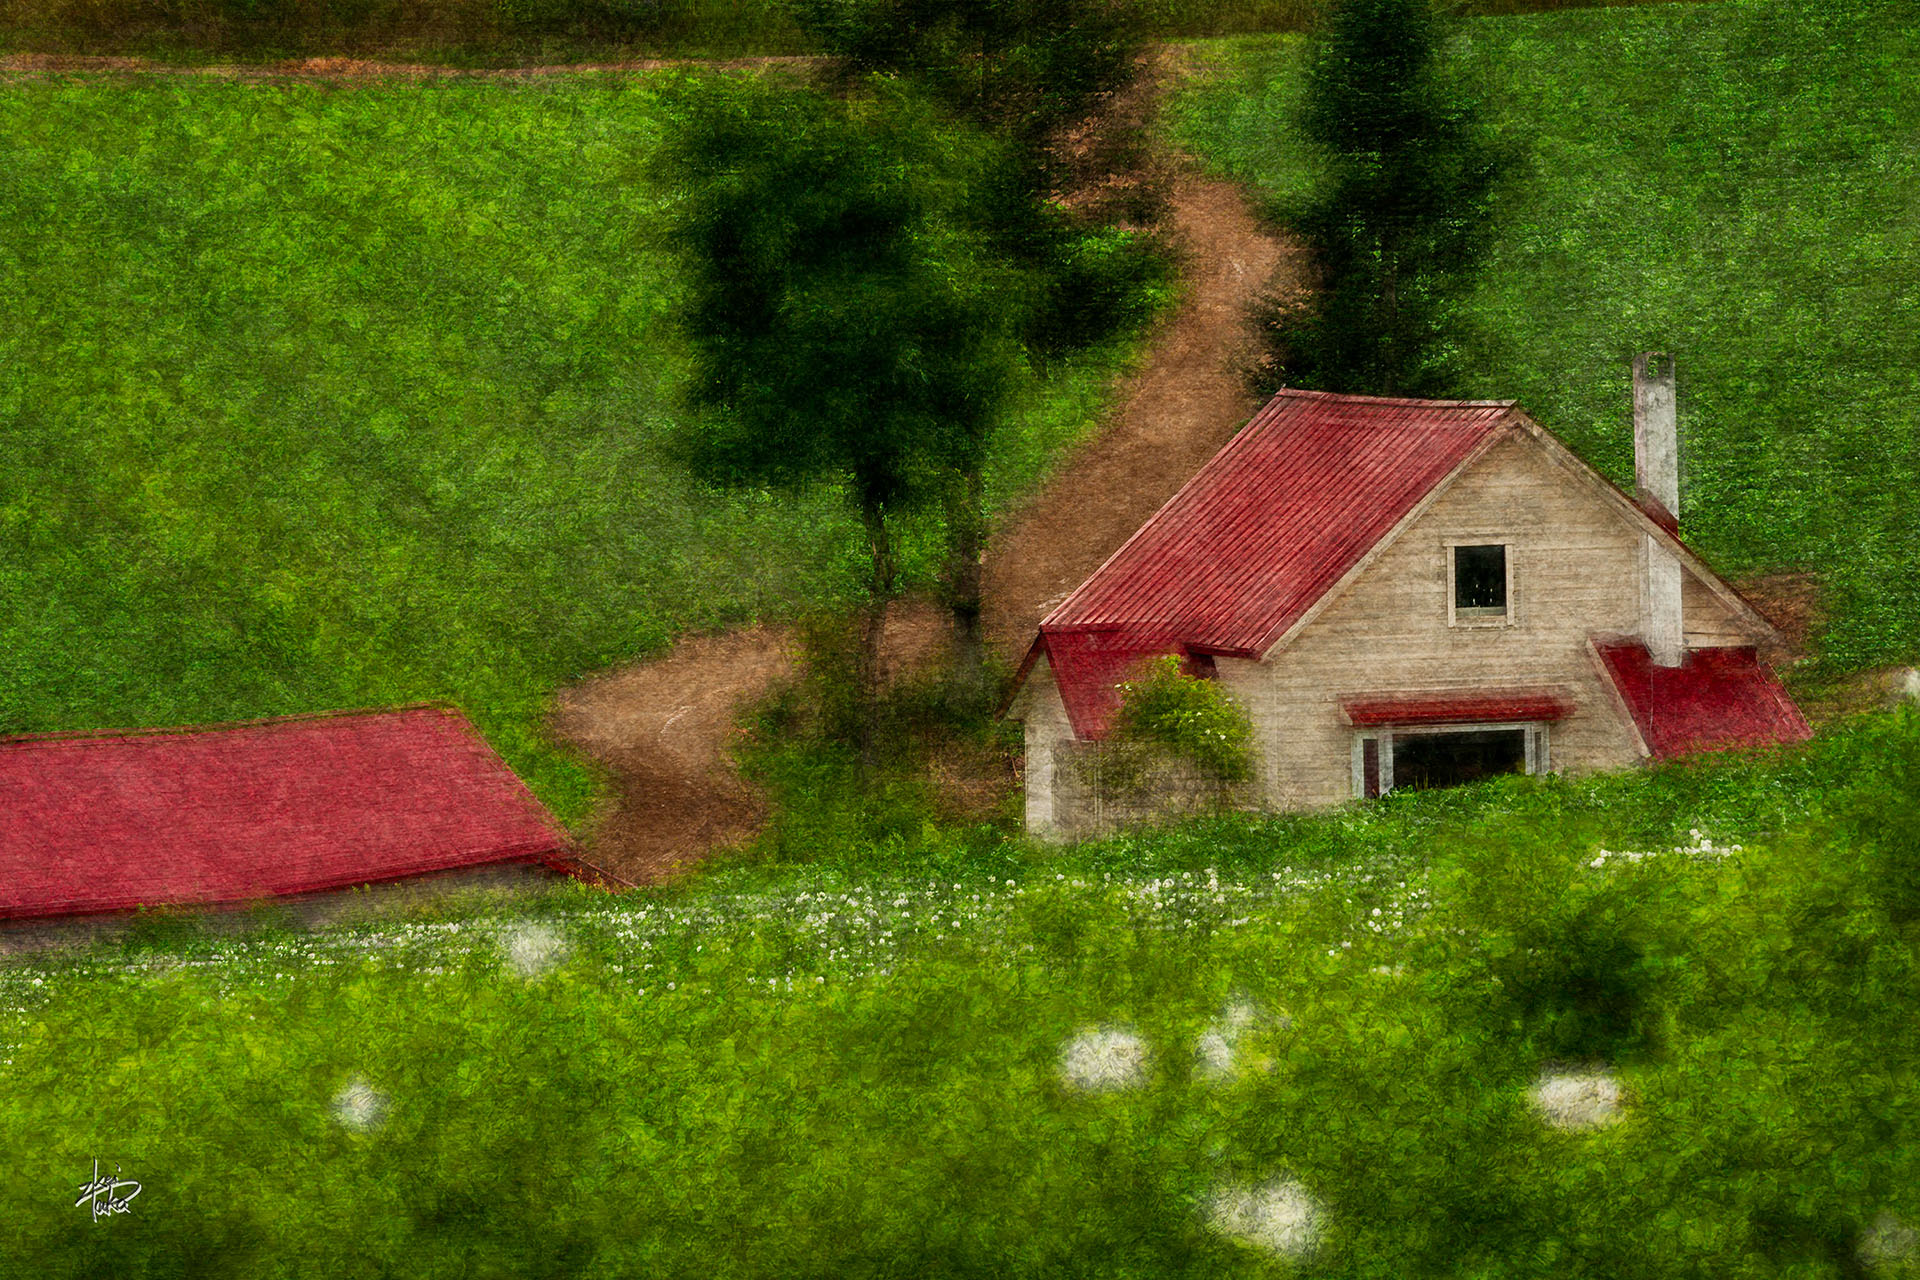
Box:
1341, 687, 1575, 728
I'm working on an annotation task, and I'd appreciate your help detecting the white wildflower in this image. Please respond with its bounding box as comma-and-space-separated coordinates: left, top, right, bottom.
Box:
1194, 1000, 1279, 1082
1529, 1066, 1623, 1131
332, 1077, 388, 1132
499, 921, 569, 979
1859, 1211, 1919, 1274
1194, 1030, 1236, 1080
1058, 1026, 1151, 1092
1205, 1177, 1326, 1259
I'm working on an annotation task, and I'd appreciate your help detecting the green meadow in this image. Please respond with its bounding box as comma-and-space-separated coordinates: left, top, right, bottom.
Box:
0, 72, 1147, 823
5, 711, 1918, 1277
7, 4, 1920, 1272
1170, 0, 1920, 672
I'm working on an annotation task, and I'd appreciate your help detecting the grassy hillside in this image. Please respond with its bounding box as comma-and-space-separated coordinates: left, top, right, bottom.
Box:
0, 72, 1142, 822
0, 0, 1706, 66
1169, 0, 1920, 673
5, 709, 1917, 1278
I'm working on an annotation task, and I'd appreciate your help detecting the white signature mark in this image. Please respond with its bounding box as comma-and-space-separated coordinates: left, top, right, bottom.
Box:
75, 1159, 141, 1221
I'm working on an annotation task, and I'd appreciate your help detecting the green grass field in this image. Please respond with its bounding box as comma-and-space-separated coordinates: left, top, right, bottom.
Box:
5, 709, 1918, 1278
0, 71, 1148, 823
1169, 0, 1920, 673
6, 5, 1920, 1273
0, 0, 1702, 66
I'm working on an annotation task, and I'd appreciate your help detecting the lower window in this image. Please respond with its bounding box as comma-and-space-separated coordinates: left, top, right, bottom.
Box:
1354, 724, 1548, 798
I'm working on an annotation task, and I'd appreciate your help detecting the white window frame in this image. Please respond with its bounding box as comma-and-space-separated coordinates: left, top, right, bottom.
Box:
1446, 539, 1516, 628
1352, 721, 1551, 798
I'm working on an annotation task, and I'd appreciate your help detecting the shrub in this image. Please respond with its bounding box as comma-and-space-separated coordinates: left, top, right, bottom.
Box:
1110, 655, 1256, 786
1417, 829, 1688, 1064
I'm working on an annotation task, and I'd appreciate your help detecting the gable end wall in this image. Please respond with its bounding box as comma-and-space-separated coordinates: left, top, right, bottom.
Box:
1239, 431, 1750, 808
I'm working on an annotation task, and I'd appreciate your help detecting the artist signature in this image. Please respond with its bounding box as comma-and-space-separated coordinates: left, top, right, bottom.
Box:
75, 1159, 141, 1221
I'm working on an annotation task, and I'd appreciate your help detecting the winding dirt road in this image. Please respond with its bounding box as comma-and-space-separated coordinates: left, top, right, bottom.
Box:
1, 47, 1300, 881
550, 154, 1300, 885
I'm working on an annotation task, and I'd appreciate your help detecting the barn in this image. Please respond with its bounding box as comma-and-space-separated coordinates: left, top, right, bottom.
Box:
0, 703, 624, 945
1005, 356, 1812, 838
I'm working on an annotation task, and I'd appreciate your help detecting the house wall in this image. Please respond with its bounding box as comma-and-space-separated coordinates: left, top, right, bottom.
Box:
1018, 660, 1075, 838
1015, 429, 1763, 833
1237, 432, 1748, 810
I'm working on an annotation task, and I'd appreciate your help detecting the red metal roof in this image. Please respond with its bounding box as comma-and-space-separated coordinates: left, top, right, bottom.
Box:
1592, 640, 1813, 759
0, 705, 603, 922
1341, 688, 1575, 728
1035, 631, 1171, 740
1036, 390, 1516, 738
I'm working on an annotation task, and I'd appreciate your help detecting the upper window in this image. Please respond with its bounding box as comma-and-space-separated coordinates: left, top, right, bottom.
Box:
1451, 543, 1509, 622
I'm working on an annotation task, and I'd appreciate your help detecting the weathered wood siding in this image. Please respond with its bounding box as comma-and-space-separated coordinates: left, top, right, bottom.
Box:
1236, 431, 1748, 810
1016, 658, 1075, 837
1682, 571, 1752, 647
1014, 428, 1763, 829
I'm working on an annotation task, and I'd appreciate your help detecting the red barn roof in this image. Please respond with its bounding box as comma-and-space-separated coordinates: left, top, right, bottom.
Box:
1030, 390, 1518, 737
1592, 639, 1813, 759
0, 705, 616, 922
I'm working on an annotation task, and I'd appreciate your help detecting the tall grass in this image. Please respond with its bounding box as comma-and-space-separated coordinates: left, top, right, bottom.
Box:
1167, 0, 1920, 672
7, 710, 1917, 1279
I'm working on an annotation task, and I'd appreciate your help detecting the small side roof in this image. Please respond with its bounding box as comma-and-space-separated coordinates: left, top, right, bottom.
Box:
0, 704, 621, 922
1591, 639, 1812, 759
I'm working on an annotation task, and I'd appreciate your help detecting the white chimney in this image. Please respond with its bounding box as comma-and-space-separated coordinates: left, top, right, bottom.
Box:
1634, 352, 1684, 667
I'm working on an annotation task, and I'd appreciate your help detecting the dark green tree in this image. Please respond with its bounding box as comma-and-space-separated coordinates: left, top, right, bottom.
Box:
790, 0, 1171, 686
658, 80, 1021, 760
1251, 0, 1510, 398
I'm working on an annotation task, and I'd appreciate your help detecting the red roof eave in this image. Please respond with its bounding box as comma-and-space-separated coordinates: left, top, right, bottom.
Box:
1590, 638, 1813, 759
1341, 688, 1576, 728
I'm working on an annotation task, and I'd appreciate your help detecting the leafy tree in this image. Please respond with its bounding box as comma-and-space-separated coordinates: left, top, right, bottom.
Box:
1251, 0, 1511, 397
658, 79, 1021, 760
790, 0, 1172, 682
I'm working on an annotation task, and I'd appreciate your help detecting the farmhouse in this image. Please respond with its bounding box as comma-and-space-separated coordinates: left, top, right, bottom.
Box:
0, 704, 623, 946
1005, 356, 1812, 837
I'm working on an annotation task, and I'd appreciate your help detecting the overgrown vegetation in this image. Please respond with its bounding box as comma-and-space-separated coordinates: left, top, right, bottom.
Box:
1112, 656, 1257, 786
1170, 0, 1920, 672
8, 710, 1918, 1277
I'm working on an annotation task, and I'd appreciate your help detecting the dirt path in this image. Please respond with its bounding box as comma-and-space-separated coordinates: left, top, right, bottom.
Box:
544, 603, 954, 884
551, 168, 1297, 883
981, 169, 1298, 662
8, 46, 1295, 882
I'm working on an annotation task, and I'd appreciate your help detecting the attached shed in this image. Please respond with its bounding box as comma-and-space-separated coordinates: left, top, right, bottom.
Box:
0, 704, 624, 943
1005, 372, 1812, 838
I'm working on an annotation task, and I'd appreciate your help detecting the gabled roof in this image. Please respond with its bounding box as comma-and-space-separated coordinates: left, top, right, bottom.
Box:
1591, 639, 1812, 759
1044, 390, 1519, 658
1026, 390, 1518, 737
0, 705, 620, 922
1012, 389, 1789, 743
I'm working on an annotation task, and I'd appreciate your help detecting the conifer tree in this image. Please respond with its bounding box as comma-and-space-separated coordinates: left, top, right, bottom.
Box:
1252, 0, 1510, 397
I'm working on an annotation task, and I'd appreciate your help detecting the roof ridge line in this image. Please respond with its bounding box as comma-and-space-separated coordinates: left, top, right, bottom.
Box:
1273, 387, 1520, 409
